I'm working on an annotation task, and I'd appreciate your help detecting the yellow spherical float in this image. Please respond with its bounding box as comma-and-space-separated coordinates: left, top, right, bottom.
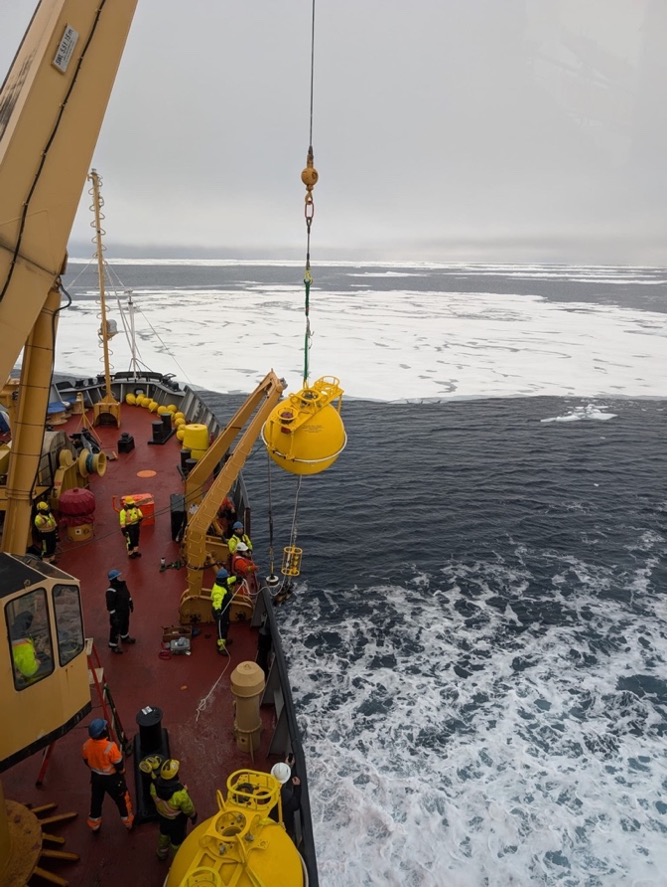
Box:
262, 376, 347, 476
148, 400, 159, 413
125, 393, 136, 405
140, 396, 152, 408
165, 771, 303, 888
176, 428, 186, 442
166, 404, 178, 413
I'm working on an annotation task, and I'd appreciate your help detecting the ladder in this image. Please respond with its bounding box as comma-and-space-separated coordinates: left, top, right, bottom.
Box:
87, 638, 133, 755
35, 639, 130, 785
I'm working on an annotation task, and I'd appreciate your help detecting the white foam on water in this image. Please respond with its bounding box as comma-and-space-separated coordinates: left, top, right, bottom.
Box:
280, 555, 666, 886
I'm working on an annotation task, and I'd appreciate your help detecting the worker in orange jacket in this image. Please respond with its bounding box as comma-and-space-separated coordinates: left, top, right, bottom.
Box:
81, 718, 134, 832
231, 542, 258, 593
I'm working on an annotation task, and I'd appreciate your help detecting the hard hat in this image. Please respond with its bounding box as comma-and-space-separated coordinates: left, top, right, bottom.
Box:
236, 542, 250, 553
89, 718, 108, 739
271, 762, 292, 785
37, 501, 49, 511
108, 568, 122, 581
216, 569, 229, 582
139, 755, 162, 776
125, 498, 136, 507
233, 521, 243, 531
160, 759, 180, 780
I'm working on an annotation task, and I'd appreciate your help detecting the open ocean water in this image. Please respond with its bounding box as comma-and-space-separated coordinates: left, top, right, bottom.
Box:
60, 260, 666, 886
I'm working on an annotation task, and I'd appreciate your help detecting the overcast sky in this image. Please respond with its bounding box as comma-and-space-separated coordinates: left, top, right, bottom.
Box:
1, 0, 667, 263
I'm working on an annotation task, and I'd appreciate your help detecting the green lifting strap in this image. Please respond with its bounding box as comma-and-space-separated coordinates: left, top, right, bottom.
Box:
303, 268, 312, 385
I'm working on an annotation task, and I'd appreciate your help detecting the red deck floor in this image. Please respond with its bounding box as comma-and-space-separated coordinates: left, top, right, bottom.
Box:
3, 402, 277, 886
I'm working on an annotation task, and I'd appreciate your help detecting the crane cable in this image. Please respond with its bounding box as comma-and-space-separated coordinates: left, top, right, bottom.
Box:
301, 0, 318, 388
267, 0, 318, 586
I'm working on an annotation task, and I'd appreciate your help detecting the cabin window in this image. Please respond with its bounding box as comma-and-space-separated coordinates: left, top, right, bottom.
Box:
6, 590, 54, 690
53, 584, 85, 666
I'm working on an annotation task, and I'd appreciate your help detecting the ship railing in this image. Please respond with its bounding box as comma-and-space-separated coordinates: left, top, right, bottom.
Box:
255, 584, 319, 887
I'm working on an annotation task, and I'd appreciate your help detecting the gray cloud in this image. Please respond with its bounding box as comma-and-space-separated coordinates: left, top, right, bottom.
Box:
1, 0, 666, 263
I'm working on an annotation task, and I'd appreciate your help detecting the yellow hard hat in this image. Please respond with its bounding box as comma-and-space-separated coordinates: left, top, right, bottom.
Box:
139, 755, 162, 776
124, 498, 136, 507
37, 501, 49, 511
160, 759, 180, 780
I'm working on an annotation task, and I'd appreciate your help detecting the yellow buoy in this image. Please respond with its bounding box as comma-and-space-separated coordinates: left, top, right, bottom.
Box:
176, 429, 185, 442
165, 772, 304, 887
262, 376, 347, 476
125, 393, 136, 405
183, 423, 209, 452
148, 400, 158, 413
166, 403, 178, 413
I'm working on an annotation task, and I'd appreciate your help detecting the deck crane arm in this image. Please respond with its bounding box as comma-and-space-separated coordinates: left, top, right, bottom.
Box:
0, 0, 137, 552
179, 371, 287, 623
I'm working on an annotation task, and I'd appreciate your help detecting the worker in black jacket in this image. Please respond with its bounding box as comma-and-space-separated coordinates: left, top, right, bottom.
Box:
106, 569, 135, 653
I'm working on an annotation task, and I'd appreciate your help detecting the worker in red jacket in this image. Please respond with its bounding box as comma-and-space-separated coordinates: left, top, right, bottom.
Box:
231, 541, 258, 593
81, 718, 134, 832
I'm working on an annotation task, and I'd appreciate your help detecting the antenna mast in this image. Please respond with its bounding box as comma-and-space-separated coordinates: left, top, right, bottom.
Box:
89, 169, 121, 427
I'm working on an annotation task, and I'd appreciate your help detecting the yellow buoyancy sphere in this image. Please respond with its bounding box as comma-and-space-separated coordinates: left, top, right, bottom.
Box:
140, 396, 152, 408
165, 777, 303, 887
125, 393, 136, 405
166, 404, 178, 413
262, 376, 347, 476
176, 428, 185, 442
148, 400, 159, 413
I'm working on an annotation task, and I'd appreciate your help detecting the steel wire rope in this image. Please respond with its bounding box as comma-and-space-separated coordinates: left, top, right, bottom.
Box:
301, 0, 318, 387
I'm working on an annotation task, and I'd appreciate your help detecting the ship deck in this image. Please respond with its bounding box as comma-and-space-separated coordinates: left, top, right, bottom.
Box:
2, 396, 282, 886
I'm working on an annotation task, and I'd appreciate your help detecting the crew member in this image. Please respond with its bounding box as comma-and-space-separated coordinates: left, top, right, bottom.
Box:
211, 568, 236, 654
269, 758, 302, 840
227, 521, 253, 556
34, 501, 58, 561
216, 493, 238, 537
119, 497, 143, 558
10, 611, 41, 687
149, 759, 198, 861
231, 541, 258, 593
81, 718, 134, 832
106, 569, 135, 652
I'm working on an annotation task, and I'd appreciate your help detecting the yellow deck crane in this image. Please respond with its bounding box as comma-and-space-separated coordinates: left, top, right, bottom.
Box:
0, 1, 137, 884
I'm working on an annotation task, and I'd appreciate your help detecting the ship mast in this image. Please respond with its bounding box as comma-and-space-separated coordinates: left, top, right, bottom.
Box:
89, 169, 121, 427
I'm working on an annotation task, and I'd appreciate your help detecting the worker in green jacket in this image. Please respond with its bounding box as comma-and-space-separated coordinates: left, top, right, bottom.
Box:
149, 759, 197, 861
211, 568, 237, 654
10, 610, 43, 687
227, 521, 253, 556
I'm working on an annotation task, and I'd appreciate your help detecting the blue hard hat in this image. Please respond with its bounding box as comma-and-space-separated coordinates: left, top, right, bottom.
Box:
89, 718, 108, 739
216, 569, 229, 581
233, 522, 243, 531
108, 569, 122, 581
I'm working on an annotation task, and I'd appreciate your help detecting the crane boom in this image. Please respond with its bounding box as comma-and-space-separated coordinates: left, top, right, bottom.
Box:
0, 0, 137, 386
0, 0, 136, 552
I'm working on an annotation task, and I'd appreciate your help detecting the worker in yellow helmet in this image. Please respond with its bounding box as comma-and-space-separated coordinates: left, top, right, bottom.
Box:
33, 500, 58, 562
119, 497, 143, 558
149, 759, 198, 861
